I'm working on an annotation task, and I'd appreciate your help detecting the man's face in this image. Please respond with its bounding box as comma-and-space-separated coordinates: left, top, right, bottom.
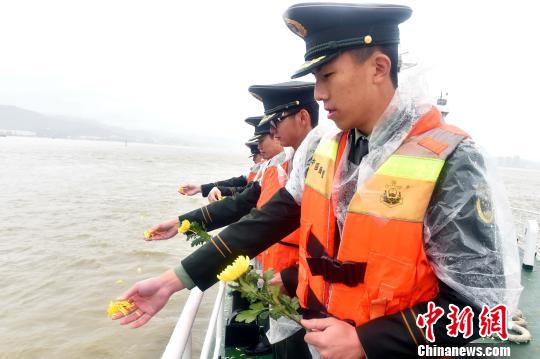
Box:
257, 134, 283, 159
313, 51, 375, 131
253, 153, 263, 164
269, 110, 301, 147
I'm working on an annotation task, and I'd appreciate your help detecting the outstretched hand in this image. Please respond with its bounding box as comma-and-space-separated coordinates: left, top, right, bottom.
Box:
179, 184, 201, 196
144, 218, 179, 241
303, 317, 365, 359
112, 270, 185, 328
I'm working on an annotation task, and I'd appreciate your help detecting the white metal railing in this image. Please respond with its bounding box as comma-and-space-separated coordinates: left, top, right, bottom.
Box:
162, 288, 204, 359
511, 207, 540, 242
199, 282, 226, 359
511, 207, 540, 266
522, 220, 539, 268
162, 282, 227, 359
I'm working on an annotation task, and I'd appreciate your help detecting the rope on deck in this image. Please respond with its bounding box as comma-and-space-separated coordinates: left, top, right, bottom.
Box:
507, 309, 532, 344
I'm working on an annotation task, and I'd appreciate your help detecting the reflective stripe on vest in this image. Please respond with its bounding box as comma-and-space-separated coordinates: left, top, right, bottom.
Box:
305, 136, 341, 199
298, 107, 468, 326
256, 160, 300, 272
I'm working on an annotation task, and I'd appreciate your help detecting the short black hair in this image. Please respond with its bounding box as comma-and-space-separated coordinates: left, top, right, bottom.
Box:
303, 101, 319, 128
349, 44, 399, 88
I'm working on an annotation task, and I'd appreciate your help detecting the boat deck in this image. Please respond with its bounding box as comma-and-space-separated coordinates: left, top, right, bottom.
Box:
223, 346, 272, 359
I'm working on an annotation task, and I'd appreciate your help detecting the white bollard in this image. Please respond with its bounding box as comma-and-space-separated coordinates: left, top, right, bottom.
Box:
522, 220, 539, 271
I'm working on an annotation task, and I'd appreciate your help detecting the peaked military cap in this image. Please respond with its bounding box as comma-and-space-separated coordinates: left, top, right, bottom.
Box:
245, 141, 260, 157
253, 120, 273, 136
245, 116, 262, 127
242, 115, 272, 139
283, 3, 412, 78
249, 81, 315, 125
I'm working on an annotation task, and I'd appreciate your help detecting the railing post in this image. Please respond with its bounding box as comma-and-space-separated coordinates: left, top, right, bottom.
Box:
522, 220, 539, 271
200, 282, 226, 359
162, 288, 204, 359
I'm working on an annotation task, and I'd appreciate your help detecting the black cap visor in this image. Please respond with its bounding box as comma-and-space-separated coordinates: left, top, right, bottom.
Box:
291, 52, 340, 79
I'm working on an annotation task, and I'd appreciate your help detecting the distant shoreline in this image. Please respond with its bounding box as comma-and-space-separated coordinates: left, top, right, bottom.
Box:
0, 134, 248, 154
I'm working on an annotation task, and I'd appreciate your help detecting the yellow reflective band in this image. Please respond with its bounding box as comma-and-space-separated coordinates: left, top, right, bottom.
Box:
375, 155, 445, 182
315, 138, 339, 158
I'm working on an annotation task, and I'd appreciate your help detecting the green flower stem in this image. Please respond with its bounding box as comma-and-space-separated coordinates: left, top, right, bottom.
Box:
256, 287, 305, 329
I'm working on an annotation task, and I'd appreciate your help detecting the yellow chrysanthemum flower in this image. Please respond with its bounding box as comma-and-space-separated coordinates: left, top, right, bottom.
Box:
217, 255, 250, 282
143, 230, 152, 239
178, 219, 191, 234
107, 300, 134, 318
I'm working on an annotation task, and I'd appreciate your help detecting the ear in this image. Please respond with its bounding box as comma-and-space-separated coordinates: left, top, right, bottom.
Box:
299, 109, 310, 127
372, 52, 391, 85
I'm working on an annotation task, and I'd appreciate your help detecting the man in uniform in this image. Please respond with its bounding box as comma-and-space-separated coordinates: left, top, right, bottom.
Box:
114, 4, 520, 359
145, 81, 318, 356
179, 116, 267, 201
145, 81, 317, 291
204, 140, 264, 198
205, 116, 285, 202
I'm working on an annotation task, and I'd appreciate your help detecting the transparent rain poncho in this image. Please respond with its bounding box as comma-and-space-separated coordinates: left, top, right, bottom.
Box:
276, 146, 296, 186
286, 124, 338, 204
286, 87, 522, 316
254, 147, 294, 186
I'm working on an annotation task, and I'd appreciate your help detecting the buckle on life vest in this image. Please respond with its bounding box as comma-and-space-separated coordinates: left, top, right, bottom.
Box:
307, 256, 367, 287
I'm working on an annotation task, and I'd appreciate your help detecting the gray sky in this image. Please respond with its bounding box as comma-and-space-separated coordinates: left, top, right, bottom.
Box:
1, 0, 539, 159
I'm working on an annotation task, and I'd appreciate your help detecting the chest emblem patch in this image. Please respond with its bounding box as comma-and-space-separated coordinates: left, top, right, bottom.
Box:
381, 180, 403, 207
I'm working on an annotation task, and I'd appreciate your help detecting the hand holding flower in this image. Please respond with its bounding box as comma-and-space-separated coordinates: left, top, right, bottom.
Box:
110, 269, 184, 328
178, 184, 201, 196
143, 218, 179, 241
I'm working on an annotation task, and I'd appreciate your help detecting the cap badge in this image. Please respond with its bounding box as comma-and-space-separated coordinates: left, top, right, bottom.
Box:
285, 18, 307, 38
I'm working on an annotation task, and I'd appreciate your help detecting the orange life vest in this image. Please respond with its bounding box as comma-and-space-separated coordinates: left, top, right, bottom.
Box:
247, 163, 262, 183
256, 160, 300, 273
297, 108, 468, 326
247, 171, 257, 183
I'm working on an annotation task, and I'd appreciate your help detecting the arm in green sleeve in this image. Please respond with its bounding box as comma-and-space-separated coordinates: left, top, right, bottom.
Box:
179, 181, 261, 231
174, 264, 196, 290
216, 185, 247, 197
182, 188, 301, 291
200, 175, 248, 197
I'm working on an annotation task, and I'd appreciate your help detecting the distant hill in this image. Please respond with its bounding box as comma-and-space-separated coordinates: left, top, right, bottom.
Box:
0, 105, 132, 140
0, 105, 235, 147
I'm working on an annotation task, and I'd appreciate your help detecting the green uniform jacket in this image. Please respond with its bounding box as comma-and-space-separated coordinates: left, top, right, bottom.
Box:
200, 175, 248, 197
